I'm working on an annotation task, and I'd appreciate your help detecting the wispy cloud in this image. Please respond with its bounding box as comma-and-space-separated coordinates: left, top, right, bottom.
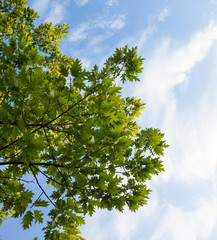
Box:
42, 0, 70, 24
32, 0, 51, 16
45, 4, 65, 24
135, 22, 217, 109
81, 193, 159, 240
107, 15, 125, 29
126, 22, 217, 240
33, 0, 69, 24
106, 0, 118, 7
137, 26, 155, 51
74, 0, 88, 6
157, 8, 170, 22
150, 198, 217, 240
162, 90, 217, 184
69, 14, 126, 42
82, 182, 217, 240
211, 0, 217, 4
132, 22, 217, 185
69, 24, 88, 42
80, 57, 92, 69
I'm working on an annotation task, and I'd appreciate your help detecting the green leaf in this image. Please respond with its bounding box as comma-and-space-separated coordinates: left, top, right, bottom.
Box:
34, 210, 43, 224
21, 211, 34, 230
70, 59, 82, 77
34, 199, 49, 208
60, 65, 69, 77
19, 37, 28, 49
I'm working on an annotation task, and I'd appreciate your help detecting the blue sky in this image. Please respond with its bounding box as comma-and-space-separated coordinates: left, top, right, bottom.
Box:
2, 0, 217, 239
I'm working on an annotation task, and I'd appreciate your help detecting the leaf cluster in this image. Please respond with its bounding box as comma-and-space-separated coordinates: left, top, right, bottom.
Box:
0, 1, 169, 239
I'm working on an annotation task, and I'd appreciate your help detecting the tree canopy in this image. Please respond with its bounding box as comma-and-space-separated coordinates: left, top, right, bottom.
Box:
0, 0, 168, 239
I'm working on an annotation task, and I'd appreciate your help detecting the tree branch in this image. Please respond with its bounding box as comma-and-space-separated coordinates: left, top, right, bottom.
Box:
0, 161, 64, 168
0, 113, 97, 128
29, 165, 55, 208
0, 85, 98, 152
0, 122, 75, 127
32, 165, 72, 188
31, 85, 98, 134
30, 192, 43, 208
55, 166, 79, 202
114, 64, 125, 79
0, 176, 35, 183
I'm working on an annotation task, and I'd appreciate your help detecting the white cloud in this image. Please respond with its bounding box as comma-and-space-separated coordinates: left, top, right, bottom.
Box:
162, 94, 217, 183
88, 34, 110, 46
135, 22, 217, 109
106, 0, 118, 7
81, 192, 159, 240
81, 180, 217, 240
74, 0, 88, 6
32, 0, 51, 16
44, 0, 70, 24
45, 4, 65, 24
157, 8, 170, 22
211, 0, 217, 4
80, 57, 92, 69
150, 198, 217, 240
96, 15, 126, 30
108, 15, 125, 29
69, 23, 88, 42
69, 14, 126, 42
137, 26, 156, 51
130, 22, 217, 185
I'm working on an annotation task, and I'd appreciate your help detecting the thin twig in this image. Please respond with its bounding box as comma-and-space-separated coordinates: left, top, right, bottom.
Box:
0, 176, 35, 183
0, 161, 64, 168
55, 167, 78, 203
30, 192, 43, 208
4, 149, 24, 159
32, 165, 72, 188
114, 64, 125, 79
29, 165, 55, 208
0, 186, 8, 196
0, 86, 98, 152
42, 126, 50, 147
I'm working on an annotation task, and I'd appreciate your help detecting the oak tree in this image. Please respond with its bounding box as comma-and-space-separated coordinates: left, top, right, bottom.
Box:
0, 0, 168, 239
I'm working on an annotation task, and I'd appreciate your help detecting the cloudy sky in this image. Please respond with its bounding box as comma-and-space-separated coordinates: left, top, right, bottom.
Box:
2, 0, 217, 239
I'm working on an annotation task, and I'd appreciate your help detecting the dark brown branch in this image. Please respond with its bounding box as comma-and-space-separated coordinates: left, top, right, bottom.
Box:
55, 166, 78, 202
0, 136, 20, 152
80, 144, 106, 162
4, 149, 24, 159
32, 165, 72, 188
0, 161, 64, 168
30, 192, 43, 208
0, 186, 8, 196
0, 122, 76, 127
114, 64, 125, 79
0, 176, 35, 183
31, 86, 98, 134
29, 165, 55, 208
42, 126, 50, 147
0, 113, 97, 128
78, 140, 115, 164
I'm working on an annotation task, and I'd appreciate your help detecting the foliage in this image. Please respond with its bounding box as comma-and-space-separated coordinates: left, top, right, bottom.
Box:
0, 0, 169, 239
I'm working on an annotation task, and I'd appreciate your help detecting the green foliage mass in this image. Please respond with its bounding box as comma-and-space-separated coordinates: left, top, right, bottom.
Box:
0, 0, 169, 239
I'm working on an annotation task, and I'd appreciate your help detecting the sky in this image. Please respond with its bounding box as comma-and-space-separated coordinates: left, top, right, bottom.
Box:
2, 0, 217, 239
